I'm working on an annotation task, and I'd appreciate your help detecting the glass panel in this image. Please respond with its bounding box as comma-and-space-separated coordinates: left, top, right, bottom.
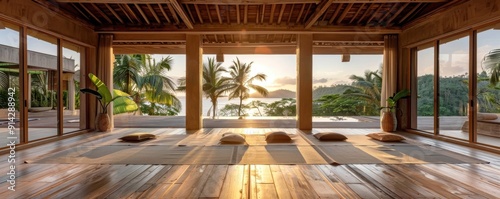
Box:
62, 42, 82, 134
476, 25, 500, 146
416, 47, 435, 132
27, 29, 58, 141
312, 54, 383, 128
438, 35, 469, 140
0, 21, 21, 146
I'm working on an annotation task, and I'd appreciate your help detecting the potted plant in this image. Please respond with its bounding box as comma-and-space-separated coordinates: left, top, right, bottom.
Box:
380, 89, 410, 132
80, 73, 137, 132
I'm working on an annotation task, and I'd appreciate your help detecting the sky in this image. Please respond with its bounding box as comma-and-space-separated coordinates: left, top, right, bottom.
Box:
152, 54, 383, 92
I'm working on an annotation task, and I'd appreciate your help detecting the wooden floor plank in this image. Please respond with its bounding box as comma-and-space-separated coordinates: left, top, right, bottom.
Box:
219, 165, 246, 199
172, 165, 215, 198
200, 165, 229, 198
298, 165, 343, 198
104, 165, 165, 198
279, 165, 320, 199
269, 165, 292, 199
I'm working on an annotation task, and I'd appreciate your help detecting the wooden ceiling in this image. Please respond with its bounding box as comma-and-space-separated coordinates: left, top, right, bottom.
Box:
36, 0, 461, 54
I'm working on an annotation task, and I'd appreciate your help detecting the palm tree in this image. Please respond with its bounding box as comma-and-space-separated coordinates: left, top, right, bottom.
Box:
343, 69, 382, 115
482, 49, 500, 87
202, 58, 233, 118
113, 54, 181, 115
227, 58, 268, 119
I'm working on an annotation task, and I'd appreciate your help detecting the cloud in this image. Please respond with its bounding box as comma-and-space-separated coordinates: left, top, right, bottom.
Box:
313, 78, 328, 83
273, 76, 296, 85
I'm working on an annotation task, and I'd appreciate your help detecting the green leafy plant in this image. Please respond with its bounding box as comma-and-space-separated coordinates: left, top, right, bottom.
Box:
380, 89, 410, 112
80, 73, 138, 114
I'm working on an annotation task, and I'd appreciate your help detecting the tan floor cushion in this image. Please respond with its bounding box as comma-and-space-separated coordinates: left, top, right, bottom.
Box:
220, 132, 246, 144
119, 133, 156, 142
265, 131, 292, 143
477, 113, 498, 120
314, 132, 348, 141
366, 132, 405, 142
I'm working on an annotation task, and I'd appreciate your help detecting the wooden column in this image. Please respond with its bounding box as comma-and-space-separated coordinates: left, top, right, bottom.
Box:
19, 26, 28, 143
97, 34, 114, 129
296, 34, 313, 130
57, 38, 63, 136
185, 34, 203, 130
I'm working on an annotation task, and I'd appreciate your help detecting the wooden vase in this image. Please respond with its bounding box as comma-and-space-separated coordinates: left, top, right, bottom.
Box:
381, 111, 397, 132
96, 113, 111, 132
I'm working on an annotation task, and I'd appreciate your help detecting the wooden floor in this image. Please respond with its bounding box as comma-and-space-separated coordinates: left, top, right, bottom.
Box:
1, 128, 500, 198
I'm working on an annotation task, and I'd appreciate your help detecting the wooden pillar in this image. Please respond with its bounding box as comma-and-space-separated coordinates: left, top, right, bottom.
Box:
85, 47, 96, 130
185, 34, 203, 130
296, 34, 313, 130
57, 38, 63, 136
19, 26, 28, 143
97, 34, 114, 129
68, 73, 75, 111
27, 74, 31, 108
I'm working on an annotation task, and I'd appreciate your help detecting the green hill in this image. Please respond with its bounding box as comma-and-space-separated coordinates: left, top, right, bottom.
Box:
313, 85, 349, 99
250, 89, 296, 98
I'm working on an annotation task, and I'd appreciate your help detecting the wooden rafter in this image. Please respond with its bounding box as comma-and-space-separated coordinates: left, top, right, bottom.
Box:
357, 3, 374, 24
399, 2, 422, 24
79, 3, 102, 24
226, 5, 230, 24
105, 4, 124, 24
91, 3, 112, 23
277, 4, 286, 25
158, 4, 172, 23
236, 5, 240, 24
215, 5, 222, 24
167, 3, 181, 24
185, 4, 196, 24
194, 4, 203, 23
305, 0, 334, 29
244, 5, 248, 24
386, 3, 408, 26
134, 3, 151, 24
269, 4, 275, 24
296, 3, 305, 24
118, 4, 134, 23
55, 0, 445, 3
287, 4, 294, 24
123, 4, 141, 23
336, 3, 353, 24
206, 5, 213, 23
260, 4, 265, 24
378, 3, 398, 23
328, 3, 343, 24
349, 3, 364, 24
169, 0, 194, 28
147, 4, 161, 24
71, 4, 90, 20
366, 4, 383, 25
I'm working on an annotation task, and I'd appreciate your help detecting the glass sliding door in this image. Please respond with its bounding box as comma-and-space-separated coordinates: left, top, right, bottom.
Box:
27, 29, 59, 141
476, 24, 500, 147
62, 42, 83, 134
416, 46, 435, 132
437, 35, 470, 139
0, 21, 21, 146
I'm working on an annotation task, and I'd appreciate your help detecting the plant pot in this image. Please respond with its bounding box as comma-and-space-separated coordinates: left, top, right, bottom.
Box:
380, 111, 397, 132
96, 113, 111, 132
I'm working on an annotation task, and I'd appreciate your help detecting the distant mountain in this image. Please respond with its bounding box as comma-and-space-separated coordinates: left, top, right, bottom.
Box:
313, 85, 350, 99
250, 89, 296, 98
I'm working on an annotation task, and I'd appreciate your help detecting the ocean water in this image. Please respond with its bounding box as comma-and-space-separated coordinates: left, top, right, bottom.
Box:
177, 96, 287, 116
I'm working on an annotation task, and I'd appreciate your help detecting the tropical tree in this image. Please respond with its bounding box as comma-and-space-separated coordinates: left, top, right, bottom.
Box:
113, 54, 181, 116
265, 98, 296, 116
342, 69, 382, 115
247, 100, 267, 116
227, 58, 269, 119
482, 49, 500, 87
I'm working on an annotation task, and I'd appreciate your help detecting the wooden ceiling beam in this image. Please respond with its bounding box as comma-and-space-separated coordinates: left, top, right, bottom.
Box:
287, 4, 294, 24
97, 24, 400, 34
313, 34, 384, 42
194, 4, 203, 23
79, 3, 102, 24
158, 4, 172, 23
260, 4, 265, 24
167, 3, 181, 24
134, 4, 151, 24
244, 5, 248, 24
215, 5, 222, 24
399, 2, 421, 24
269, 4, 276, 24
356, 3, 374, 24
366, 4, 383, 25
118, 4, 134, 23
54, 0, 444, 3
113, 33, 186, 42
91, 3, 113, 23
104, 4, 124, 24
378, 3, 398, 23
305, 0, 334, 29
122, 4, 140, 23
328, 3, 343, 24
296, 3, 305, 24
169, 0, 194, 28
236, 5, 240, 24
336, 3, 353, 24
71, 4, 91, 20
206, 5, 213, 23
147, 4, 162, 23
349, 3, 364, 24
277, 4, 286, 25
386, 3, 408, 26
